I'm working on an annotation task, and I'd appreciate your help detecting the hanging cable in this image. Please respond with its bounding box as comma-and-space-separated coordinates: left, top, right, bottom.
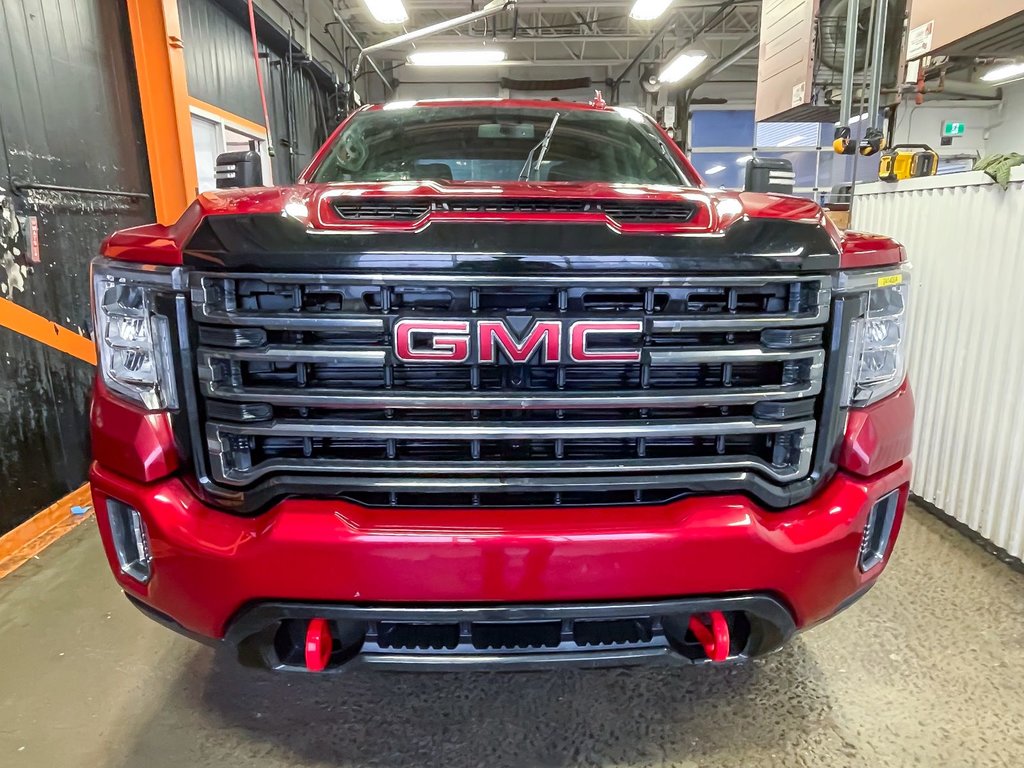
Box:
247, 0, 274, 156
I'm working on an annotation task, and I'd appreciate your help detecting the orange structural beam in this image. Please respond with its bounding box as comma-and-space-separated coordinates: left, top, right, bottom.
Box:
0, 297, 97, 365
0, 484, 94, 580
125, 0, 197, 225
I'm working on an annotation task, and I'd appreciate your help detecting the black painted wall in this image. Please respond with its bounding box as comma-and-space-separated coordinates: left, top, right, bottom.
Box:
0, 0, 154, 534
178, 0, 333, 183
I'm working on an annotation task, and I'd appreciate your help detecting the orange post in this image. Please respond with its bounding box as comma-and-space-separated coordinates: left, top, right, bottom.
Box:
125, 0, 198, 225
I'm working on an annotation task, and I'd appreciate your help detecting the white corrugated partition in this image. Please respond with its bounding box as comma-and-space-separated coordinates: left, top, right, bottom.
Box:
852, 167, 1024, 560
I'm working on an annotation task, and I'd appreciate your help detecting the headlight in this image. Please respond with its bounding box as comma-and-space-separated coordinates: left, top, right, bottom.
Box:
91, 260, 178, 411
840, 270, 910, 407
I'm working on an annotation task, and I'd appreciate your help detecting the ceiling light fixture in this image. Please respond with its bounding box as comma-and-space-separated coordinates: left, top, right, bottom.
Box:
407, 49, 507, 66
629, 0, 674, 21
364, 0, 409, 25
777, 135, 806, 147
657, 50, 708, 84
704, 164, 726, 175
981, 61, 1024, 83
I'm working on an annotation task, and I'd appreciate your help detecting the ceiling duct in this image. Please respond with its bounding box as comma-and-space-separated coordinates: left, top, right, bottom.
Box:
818, 0, 901, 73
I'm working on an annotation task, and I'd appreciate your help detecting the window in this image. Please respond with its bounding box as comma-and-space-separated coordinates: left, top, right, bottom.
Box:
691, 110, 755, 148
690, 153, 748, 190
191, 116, 220, 193
189, 106, 272, 193
690, 109, 880, 201
309, 105, 694, 185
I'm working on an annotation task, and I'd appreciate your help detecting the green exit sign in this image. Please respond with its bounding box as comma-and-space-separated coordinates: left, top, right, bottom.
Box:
943, 121, 966, 137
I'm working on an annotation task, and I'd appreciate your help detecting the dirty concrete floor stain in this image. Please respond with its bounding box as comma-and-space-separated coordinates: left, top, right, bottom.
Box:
1, 502, 1022, 768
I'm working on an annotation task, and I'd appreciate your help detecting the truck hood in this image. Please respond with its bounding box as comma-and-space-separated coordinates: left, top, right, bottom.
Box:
101, 182, 902, 271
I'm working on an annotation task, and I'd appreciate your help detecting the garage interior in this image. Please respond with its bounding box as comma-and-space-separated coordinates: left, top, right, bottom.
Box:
1, 0, 1023, 766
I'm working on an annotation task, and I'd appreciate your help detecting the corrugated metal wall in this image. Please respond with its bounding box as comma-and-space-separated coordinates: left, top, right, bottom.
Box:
178, 0, 331, 183
0, 0, 153, 533
853, 171, 1024, 560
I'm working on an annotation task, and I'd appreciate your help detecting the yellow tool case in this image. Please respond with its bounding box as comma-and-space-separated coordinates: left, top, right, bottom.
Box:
879, 144, 938, 182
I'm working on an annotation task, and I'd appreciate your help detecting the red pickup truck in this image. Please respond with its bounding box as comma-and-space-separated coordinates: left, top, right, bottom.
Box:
89, 98, 912, 672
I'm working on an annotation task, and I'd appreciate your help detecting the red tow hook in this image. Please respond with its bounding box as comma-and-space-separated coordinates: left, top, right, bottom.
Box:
688, 611, 730, 662
304, 618, 333, 671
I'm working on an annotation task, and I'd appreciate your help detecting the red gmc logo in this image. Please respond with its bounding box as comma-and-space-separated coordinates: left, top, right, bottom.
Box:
393, 318, 643, 364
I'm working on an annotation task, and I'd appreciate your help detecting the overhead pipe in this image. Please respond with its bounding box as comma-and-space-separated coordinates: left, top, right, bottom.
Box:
670, 33, 757, 150
610, 2, 739, 103
674, 87, 692, 150
687, 33, 759, 89
837, 0, 860, 128
610, 13, 678, 94
855, 0, 888, 156
354, 0, 517, 78
834, 0, 871, 155
303, 0, 311, 57
331, 8, 394, 94
901, 79, 1003, 101
865, 0, 889, 133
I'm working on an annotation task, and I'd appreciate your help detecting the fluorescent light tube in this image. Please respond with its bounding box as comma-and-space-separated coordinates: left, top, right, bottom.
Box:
981, 62, 1024, 83
657, 50, 708, 84
407, 49, 508, 67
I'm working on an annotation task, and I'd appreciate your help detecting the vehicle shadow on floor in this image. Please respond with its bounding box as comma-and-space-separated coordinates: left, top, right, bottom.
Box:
116, 636, 835, 767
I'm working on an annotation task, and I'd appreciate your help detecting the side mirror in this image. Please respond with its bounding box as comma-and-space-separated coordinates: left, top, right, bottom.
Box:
215, 151, 263, 189
743, 157, 795, 195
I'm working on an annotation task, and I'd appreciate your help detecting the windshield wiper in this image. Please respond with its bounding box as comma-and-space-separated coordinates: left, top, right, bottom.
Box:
517, 112, 561, 182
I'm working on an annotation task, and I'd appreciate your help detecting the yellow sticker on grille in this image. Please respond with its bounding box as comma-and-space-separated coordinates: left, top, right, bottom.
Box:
877, 274, 903, 287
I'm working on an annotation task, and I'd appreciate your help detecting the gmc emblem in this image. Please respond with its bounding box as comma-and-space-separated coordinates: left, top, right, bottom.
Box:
393, 318, 643, 364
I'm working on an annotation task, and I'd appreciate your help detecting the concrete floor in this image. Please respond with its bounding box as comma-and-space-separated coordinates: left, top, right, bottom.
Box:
1, 503, 1022, 768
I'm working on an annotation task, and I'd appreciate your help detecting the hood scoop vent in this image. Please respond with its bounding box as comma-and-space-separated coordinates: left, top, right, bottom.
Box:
331, 198, 697, 225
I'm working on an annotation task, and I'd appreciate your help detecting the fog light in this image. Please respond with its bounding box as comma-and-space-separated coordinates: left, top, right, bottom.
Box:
859, 490, 899, 572
106, 499, 152, 583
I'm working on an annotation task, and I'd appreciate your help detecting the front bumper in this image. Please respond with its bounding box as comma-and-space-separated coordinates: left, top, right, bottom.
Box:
90, 457, 910, 666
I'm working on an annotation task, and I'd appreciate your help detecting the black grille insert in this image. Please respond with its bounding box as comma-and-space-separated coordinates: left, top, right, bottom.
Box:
377, 622, 459, 650
573, 618, 655, 646
333, 201, 431, 221
472, 621, 562, 650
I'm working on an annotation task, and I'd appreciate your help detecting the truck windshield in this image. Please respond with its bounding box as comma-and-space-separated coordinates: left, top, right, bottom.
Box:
308, 105, 692, 185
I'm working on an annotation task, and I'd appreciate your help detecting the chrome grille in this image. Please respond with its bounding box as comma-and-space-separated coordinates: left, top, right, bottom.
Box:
189, 272, 831, 506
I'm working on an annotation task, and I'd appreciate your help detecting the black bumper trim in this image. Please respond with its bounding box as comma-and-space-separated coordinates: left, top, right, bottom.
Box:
124, 593, 218, 647
224, 594, 796, 672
